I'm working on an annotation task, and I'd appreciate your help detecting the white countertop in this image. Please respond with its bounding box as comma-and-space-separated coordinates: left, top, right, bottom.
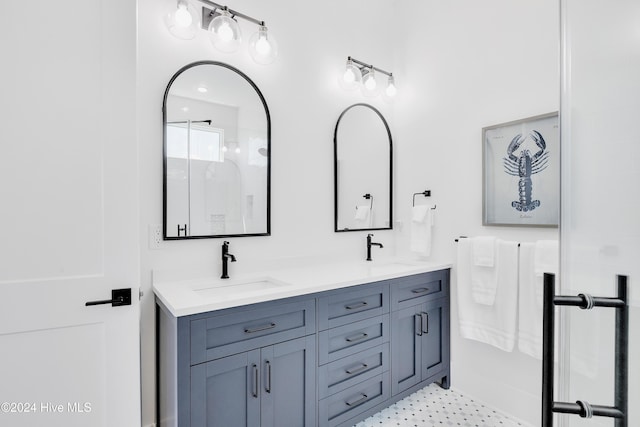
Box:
153, 259, 452, 317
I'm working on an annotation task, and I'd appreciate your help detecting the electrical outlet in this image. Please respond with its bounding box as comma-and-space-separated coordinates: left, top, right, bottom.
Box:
149, 225, 162, 249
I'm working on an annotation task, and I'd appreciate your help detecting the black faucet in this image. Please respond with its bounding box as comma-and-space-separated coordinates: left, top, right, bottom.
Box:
221, 241, 237, 279
366, 233, 383, 261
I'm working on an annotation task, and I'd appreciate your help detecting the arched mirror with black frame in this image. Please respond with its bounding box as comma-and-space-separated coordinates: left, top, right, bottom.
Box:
163, 61, 271, 239
334, 103, 393, 232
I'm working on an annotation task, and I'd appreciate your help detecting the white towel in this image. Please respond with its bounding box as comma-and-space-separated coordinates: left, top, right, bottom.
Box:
534, 240, 559, 276
469, 237, 499, 305
517, 243, 544, 359
473, 236, 496, 267
456, 238, 519, 352
410, 205, 434, 257
354, 205, 370, 221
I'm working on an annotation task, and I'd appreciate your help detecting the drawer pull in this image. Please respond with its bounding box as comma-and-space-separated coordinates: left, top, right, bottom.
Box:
345, 301, 368, 310
345, 393, 369, 407
345, 363, 369, 375
244, 322, 276, 334
411, 287, 430, 294
345, 332, 369, 343
251, 364, 259, 398
421, 311, 429, 334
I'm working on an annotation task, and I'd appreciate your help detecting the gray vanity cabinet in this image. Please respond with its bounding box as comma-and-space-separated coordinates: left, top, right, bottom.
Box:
190, 335, 316, 427
390, 269, 450, 395
157, 296, 316, 427
390, 298, 449, 395
157, 268, 450, 427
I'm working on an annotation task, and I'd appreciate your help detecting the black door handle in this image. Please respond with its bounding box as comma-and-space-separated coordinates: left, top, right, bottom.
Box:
86, 288, 132, 307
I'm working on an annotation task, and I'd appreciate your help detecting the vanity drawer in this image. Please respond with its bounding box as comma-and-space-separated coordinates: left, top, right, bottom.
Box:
318, 283, 389, 330
318, 371, 390, 427
318, 343, 389, 398
190, 299, 316, 364
390, 270, 449, 310
318, 314, 389, 365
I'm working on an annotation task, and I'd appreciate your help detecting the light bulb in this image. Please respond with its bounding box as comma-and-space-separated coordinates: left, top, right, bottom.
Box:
222, 145, 228, 152
363, 69, 377, 91
208, 9, 242, 53
174, 4, 192, 27
338, 58, 362, 91
235, 146, 241, 154
255, 35, 271, 55
164, 0, 199, 40
218, 22, 234, 42
343, 68, 356, 83
385, 75, 397, 97
248, 26, 278, 65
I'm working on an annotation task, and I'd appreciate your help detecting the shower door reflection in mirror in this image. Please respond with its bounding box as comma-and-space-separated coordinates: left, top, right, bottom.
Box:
163, 61, 270, 239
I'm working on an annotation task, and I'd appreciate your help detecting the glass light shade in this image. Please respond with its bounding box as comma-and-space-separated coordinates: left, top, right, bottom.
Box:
385, 75, 397, 97
248, 26, 279, 65
338, 59, 362, 91
208, 9, 242, 53
361, 68, 380, 97
164, 0, 200, 40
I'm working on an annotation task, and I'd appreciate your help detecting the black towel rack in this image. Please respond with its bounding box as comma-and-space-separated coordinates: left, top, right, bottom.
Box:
542, 273, 628, 426
412, 190, 436, 209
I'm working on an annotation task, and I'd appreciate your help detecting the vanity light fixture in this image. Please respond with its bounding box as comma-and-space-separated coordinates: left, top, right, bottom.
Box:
340, 56, 397, 98
164, 0, 278, 64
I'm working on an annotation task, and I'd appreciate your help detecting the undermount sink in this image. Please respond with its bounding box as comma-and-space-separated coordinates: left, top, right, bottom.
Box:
193, 277, 290, 299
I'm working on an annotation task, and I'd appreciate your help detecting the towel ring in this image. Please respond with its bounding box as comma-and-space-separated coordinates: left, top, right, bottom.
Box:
412, 190, 435, 209
356, 193, 374, 210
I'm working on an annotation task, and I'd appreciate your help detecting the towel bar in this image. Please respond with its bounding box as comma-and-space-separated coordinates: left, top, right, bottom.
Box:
542, 273, 628, 427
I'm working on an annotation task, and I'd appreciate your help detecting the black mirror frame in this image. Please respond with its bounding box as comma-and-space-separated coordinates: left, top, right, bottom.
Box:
162, 61, 271, 240
333, 103, 393, 232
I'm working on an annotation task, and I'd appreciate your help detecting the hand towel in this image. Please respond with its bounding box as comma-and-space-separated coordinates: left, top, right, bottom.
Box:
410, 205, 434, 257
534, 240, 559, 278
473, 236, 496, 267
354, 205, 370, 221
456, 238, 519, 352
469, 237, 499, 305
518, 241, 559, 360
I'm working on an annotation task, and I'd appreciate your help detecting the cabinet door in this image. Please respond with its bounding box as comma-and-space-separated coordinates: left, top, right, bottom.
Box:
419, 298, 449, 381
191, 350, 261, 427
390, 304, 422, 395
261, 336, 316, 427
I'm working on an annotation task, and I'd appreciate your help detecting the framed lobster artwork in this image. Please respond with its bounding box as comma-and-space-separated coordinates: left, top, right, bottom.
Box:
482, 112, 559, 227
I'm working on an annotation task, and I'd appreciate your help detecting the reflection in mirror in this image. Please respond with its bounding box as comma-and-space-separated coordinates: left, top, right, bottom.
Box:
334, 103, 392, 232
163, 61, 270, 239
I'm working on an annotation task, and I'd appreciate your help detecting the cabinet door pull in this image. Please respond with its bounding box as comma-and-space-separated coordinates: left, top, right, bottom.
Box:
345, 301, 368, 310
251, 364, 259, 398
265, 360, 272, 394
345, 393, 369, 407
345, 363, 369, 375
411, 287, 430, 294
345, 332, 369, 343
415, 313, 423, 336
421, 311, 429, 334
244, 322, 276, 334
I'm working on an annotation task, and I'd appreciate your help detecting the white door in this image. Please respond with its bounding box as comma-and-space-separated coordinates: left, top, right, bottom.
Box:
0, 1, 141, 426
559, 0, 639, 425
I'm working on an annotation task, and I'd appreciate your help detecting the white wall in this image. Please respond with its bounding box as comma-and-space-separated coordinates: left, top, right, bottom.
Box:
391, 1, 559, 425
139, 0, 559, 425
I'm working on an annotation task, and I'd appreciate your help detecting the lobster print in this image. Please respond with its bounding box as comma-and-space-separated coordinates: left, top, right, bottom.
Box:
503, 130, 549, 212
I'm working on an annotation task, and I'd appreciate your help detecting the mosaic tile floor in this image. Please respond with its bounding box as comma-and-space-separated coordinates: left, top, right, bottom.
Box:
353, 383, 524, 427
